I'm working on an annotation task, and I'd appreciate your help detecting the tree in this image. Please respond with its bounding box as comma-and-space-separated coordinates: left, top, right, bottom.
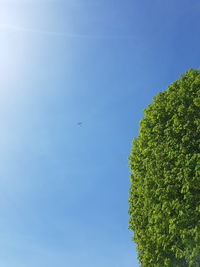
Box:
129, 69, 200, 267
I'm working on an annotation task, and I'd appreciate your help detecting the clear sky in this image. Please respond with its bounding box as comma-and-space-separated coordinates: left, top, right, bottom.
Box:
0, 1, 200, 266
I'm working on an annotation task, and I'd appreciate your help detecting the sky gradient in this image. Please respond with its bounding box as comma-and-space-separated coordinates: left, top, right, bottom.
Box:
0, 1, 200, 266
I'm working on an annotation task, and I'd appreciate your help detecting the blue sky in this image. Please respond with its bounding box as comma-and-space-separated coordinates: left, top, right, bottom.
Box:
0, 0, 200, 266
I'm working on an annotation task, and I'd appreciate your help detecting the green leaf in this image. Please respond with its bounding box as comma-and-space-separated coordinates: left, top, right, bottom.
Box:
129, 69, 200, 266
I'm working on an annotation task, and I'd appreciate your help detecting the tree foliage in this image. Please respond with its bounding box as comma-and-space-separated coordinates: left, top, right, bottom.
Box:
129, 69, 200, 267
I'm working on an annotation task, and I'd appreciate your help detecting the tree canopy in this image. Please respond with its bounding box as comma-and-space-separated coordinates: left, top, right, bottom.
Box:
129, 69, 200, 267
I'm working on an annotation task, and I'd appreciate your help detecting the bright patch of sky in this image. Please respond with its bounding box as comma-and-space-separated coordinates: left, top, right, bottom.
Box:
0, 0, 200, 266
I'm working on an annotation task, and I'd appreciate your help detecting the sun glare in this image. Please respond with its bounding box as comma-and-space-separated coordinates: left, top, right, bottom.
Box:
0, 3, 33, 98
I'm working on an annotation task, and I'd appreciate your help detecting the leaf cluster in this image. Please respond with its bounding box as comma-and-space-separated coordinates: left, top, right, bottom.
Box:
129, 69, 200, 266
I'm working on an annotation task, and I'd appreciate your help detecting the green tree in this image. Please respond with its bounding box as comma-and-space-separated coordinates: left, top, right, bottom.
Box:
129, 69, 200, 267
